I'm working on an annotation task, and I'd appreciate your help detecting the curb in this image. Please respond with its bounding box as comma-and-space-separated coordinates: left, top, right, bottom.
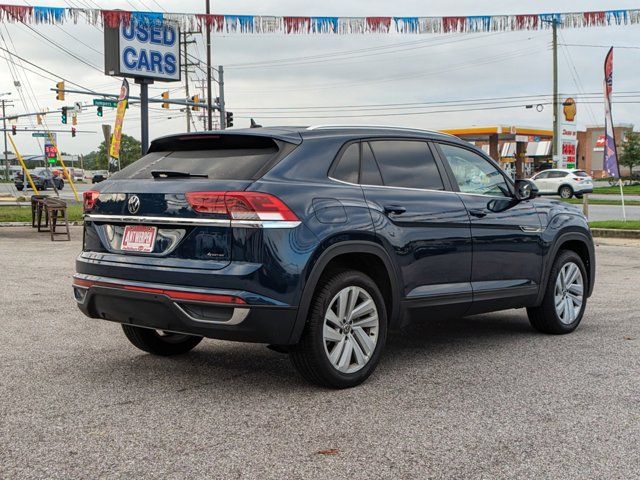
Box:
0, 221, 83, 227
591, 228, 640, 239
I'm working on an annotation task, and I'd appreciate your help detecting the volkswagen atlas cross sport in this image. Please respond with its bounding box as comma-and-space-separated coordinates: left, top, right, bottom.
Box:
74, 126, 595, 388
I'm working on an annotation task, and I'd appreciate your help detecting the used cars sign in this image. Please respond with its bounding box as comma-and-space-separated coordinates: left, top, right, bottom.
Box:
104, 20, 181, 82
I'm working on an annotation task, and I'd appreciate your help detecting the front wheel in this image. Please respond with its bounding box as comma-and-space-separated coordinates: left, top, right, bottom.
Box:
121, 324, 203, 356
559, 185, 573, 199
290, 270, 387, 388
527, 250, 587, 334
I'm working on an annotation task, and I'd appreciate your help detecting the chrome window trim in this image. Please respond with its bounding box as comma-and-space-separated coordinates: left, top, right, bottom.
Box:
328, 176, 508, 199
84, 214, 301, 229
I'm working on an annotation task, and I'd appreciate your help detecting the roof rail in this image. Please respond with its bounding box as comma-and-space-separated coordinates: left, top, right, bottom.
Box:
306, 124, 455, 137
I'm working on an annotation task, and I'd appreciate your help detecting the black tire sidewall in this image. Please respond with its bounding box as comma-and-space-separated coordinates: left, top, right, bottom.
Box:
306, 270, 387, 388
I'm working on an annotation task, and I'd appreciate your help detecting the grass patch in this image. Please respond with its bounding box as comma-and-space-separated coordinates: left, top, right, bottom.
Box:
589, 220, 640, 230
562, 198, 640, 206
0, 204, 83, 222
593, 184, 640, 195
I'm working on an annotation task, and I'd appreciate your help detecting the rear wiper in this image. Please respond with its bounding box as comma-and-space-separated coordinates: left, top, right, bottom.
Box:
151, 170, 208, 179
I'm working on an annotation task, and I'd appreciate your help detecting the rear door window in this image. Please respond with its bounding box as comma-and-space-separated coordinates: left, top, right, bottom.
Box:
369, 140, 444, 190
549, 171, 569, 178
573, 170, 589, 177
331, 143, 360, 184
360, 143, 384, 186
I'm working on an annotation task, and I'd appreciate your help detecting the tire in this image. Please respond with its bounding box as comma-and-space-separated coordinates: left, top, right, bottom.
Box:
559, 185, 573, 199
575, 194, 583, 199
16, 186, 23, 191
121, 324, 203, 356
527, 250, 587, 334
290, 270, 388, 389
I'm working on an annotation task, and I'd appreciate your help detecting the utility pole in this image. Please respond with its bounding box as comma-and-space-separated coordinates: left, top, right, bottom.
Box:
181, 31, 199, 132
205, 0, 213, 131
182, 31, 191, 132
218, 65, 226, 129
1, 94, 13, 181
552, 19, 559, 164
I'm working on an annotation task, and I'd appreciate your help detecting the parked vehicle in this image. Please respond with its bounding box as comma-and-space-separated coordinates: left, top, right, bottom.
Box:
15, 168, 64, 191
74, 127, 596, 388
92, 170, 109, 183
530, 169, 593, 199
73, 169, 85, 182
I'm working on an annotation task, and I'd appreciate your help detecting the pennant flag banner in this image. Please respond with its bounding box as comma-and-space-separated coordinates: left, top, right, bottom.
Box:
0, 4, 639, 34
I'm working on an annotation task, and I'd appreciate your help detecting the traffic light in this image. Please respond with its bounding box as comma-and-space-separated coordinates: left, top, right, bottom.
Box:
11, 125, 16, 135
61, 107, 67, 124
71, 127, 76, 138
191, 95, 200, 111
56, 81, 65, 101
72, 113, 77, 126
97, 106, 103, 117
226, 111, 234, 128
161, 91, 169, 109
36, 114, 42, 125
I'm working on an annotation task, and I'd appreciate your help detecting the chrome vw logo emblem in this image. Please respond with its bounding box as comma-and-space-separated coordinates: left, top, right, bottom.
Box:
127, 195, 140, 214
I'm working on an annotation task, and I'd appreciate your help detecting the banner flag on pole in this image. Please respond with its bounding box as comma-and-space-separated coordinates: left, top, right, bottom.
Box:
603, 47, 626, 220
109, 78, 129, 172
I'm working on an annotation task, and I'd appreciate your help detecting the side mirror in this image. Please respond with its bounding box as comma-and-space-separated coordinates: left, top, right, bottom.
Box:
514, 179, 538, 201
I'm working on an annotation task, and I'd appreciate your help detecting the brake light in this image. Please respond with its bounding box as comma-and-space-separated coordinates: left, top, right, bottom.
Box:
186, 191, 298, 221
83, 190, 100, 212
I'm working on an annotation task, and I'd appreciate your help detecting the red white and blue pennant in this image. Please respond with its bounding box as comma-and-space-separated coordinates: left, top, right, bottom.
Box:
0, 5, 639, 33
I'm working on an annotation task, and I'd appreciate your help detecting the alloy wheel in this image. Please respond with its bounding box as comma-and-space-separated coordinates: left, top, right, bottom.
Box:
323, 286, 379, 374
554, 262, 584, 324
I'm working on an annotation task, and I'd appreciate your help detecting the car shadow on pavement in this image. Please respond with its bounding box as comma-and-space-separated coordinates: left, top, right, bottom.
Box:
80, 311, 544, 392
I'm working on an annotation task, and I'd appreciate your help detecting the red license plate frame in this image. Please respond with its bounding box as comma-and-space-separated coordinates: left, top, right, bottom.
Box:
121, 225, 158, 253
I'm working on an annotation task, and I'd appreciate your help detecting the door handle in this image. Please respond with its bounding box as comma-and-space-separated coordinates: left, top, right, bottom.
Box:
383, 205, 406, 215
468, 209, 487, 218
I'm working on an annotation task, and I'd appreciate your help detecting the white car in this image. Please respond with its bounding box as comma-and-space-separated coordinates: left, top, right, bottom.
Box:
530, 169, 593, 199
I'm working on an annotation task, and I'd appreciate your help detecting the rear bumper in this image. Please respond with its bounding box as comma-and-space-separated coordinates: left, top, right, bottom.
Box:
73, 274, 298, 345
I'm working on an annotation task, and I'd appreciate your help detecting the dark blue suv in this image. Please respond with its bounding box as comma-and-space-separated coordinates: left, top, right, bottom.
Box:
74, 126, 595, 388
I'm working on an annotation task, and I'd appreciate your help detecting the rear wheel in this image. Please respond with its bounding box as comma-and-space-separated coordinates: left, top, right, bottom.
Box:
290, 270, 387, 388
559, 185, 573, 199
121, 324, 203, 356
527, 250, 587, 334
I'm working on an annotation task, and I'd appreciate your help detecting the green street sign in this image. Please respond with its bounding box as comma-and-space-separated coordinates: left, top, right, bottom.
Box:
93, 98, 118, 107
32, 132, 49, 138
93, 98, 127, 109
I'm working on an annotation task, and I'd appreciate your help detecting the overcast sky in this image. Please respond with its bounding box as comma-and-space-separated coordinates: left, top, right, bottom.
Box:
2, 0, 640, 155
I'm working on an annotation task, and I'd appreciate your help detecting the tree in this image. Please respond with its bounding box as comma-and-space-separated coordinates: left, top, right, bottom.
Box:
82, 134, 142, 170
620, 131, 640, 177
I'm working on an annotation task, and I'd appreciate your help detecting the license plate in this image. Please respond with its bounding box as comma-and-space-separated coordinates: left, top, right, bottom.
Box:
121, 225, 157, 253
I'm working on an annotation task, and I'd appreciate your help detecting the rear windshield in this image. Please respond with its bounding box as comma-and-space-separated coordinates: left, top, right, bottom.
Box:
110, 148, 280, 180
573, 170, 589, 177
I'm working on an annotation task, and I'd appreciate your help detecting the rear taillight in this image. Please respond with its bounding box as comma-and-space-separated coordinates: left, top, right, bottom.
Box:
83, 190, 99, 212
186, 191, 299, 221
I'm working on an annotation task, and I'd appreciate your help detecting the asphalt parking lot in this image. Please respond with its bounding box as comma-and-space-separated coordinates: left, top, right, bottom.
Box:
1, 227, 638, 479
